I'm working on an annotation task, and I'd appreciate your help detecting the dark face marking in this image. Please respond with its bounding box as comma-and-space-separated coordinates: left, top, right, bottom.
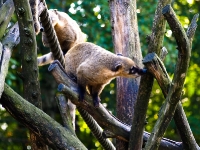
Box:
129, 66, 147, 75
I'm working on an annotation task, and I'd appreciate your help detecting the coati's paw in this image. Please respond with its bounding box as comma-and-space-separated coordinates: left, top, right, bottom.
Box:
93, 96, 101, 108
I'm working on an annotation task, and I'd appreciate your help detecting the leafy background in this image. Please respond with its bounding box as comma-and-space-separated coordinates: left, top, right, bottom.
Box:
0, 0, 200, 149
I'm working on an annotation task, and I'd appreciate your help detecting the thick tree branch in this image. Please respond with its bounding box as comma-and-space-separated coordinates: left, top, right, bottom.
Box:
55, 94, 76, 135
108, 0, 142, 149
143, 52, 200, 150
129, 0, 172, 149
0, 0, 15, 40
13, 0, 45, 148
0, 23, 19, 98
0, 84, 87, 150
144, 5, 197, 150
49, 60, 184, 150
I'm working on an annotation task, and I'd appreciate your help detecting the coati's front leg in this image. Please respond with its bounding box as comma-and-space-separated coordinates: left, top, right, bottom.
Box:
77, 63, 103, 107
89, 85, 104, 107
77, 84, 85, 102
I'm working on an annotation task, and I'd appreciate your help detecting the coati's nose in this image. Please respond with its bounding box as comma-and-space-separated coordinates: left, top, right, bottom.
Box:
130, 66, 147, 75
40, 27, 44, 32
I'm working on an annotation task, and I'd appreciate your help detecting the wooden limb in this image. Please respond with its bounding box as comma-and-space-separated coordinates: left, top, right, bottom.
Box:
77, 106, 116, 150
160, 47, 168, 61
109, 0, 143, 149
0, 84, 87, 150
143, 132, 183, 150
13, 0, 45, 148
49, 60, 184, 150
128, 0, 172, 149
144, 5, 198, 150
186, 13, 199, 40
143, 52, 200, 150
0, 0, 15, 40
55, 94, 76, 135
0, 23, 19, 98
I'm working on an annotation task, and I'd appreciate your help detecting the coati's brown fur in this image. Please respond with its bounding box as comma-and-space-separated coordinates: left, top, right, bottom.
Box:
64, 42, 146, 107
42, 9, 86, 54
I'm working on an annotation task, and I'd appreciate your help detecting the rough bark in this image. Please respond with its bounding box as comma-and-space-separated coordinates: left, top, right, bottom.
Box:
0, 84, 87, 150
144, 5, 197, 150
55, 94, 76, 135
12, 0, 45, 149
49, 60, 184, 150
108, 0, 142, 149
143, 52, 200, 150
128, 0, 171, 149
0, 0, 15, 40
0, 23, 19, 98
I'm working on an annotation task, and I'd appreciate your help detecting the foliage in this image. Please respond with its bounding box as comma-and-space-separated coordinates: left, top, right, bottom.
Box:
0, 0, 199, 149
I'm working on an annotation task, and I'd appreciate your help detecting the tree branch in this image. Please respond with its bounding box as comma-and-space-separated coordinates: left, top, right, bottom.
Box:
55, 94, 76, 135
49, 60, 184, 150
143, 52, 200, 150
144, 5, 197, 150
13, 0, 45, 148
0, 83, 87, 150
108, 0, 143, 148
0, 0, 15, 40
0, 23, 19, 98
129, 0, 172, 149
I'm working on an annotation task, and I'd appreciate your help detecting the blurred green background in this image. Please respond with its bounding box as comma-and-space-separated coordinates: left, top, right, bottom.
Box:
0, 0, 200, 149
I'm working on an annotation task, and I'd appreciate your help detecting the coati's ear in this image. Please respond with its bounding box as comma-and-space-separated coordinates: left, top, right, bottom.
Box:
113, 63, 122, 72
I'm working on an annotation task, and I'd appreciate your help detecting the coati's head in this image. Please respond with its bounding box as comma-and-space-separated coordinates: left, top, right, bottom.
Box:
113, 54, 146, 78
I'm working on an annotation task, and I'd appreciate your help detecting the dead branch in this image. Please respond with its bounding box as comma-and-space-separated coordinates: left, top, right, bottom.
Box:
129, 0, 172, 149
144, 5, 198, 150
143, 52, 200, 150
0, 23, 19, 98
0, 0, 15, 40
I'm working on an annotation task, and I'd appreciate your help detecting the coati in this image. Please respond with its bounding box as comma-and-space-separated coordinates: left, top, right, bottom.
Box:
64, 42, 146, 107
38, 9, 86, 66
42, 9, 86, 54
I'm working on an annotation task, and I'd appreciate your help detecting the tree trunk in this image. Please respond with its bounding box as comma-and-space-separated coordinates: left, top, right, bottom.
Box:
109, 0, 142, 149
12, 0, 46, 149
